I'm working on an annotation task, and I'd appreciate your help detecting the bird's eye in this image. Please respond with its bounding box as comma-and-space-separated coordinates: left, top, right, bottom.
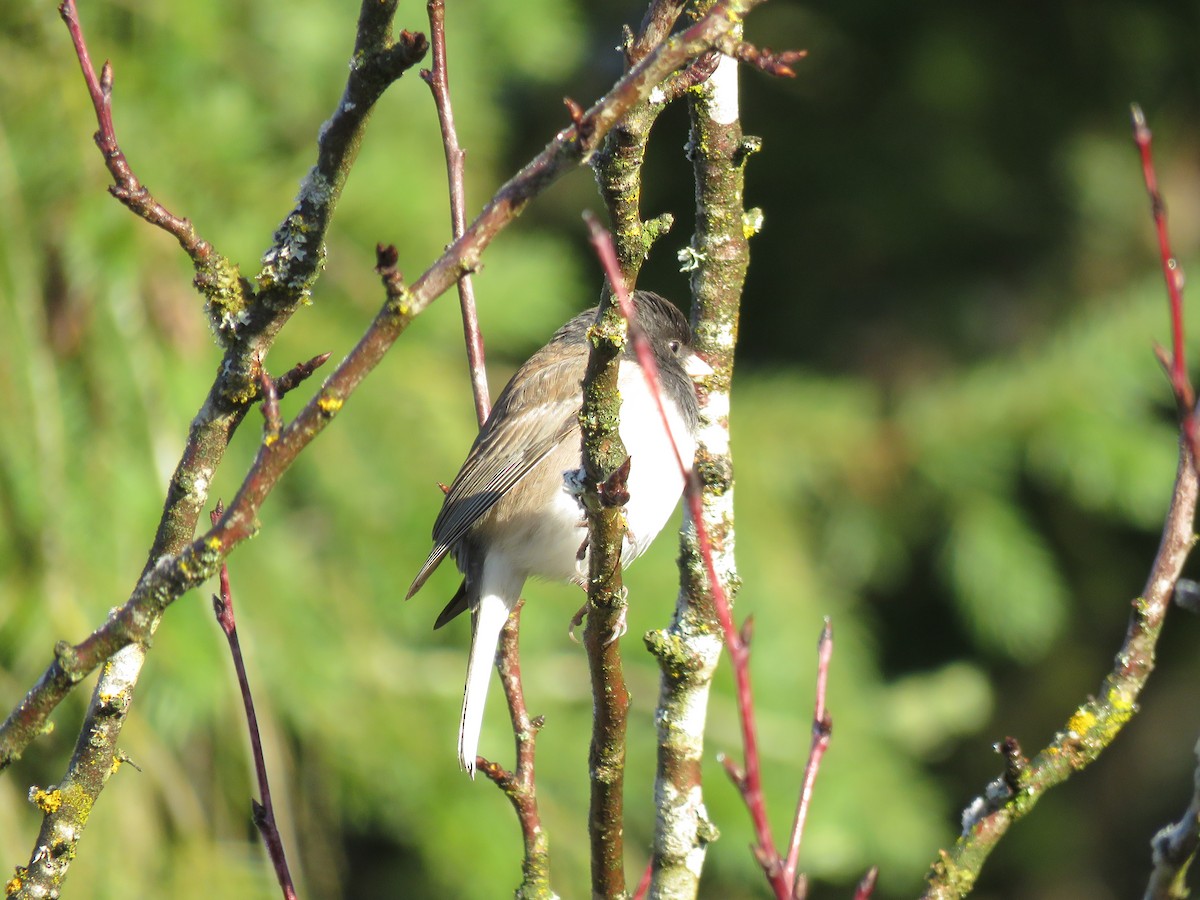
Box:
668, 340, 681, 355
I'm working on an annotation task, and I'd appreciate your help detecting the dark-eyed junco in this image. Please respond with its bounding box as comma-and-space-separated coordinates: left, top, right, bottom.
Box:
406, 291, 710, 776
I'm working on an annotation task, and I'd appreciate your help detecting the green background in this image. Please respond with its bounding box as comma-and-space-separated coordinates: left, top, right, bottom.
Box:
1, 0, 1198, 897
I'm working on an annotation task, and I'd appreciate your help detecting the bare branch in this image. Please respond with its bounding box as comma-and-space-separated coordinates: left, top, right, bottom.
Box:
922, 438, 1199, 896
719, 38, 807, 78
922, 101, 1200, 900
648, 43, 759, 896
578, 230, 633, 900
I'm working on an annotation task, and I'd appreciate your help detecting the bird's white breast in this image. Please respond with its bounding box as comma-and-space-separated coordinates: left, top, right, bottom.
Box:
482, 359, 695, 585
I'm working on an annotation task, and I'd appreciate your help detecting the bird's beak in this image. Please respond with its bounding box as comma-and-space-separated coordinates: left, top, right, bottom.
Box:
683, 351, 714, 381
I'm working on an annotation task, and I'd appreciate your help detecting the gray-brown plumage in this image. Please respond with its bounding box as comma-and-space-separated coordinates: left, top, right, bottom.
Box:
407, 292, 709, 775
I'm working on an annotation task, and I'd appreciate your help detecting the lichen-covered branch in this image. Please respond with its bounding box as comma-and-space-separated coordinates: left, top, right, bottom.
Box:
590, 0, 683, 285
922, 437, 1198, 898
578, 252, 633, 900
646, 42, 753, 899
922, 101, 1200, 900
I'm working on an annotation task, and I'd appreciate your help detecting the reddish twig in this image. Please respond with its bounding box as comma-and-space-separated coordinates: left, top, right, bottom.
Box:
689, 420, 787, 895
583, 214, 691, 475
721, 40, 807, 78
784, 620, 833, 894
632, 858, 654, 900
1132, 103, 1199, 465
259, 371, 282, 441
421, 0, 490, 425
854, 866, 880, 899
208, 504, 297, 900
58, 0, 214, 263
275, 352, 333, 397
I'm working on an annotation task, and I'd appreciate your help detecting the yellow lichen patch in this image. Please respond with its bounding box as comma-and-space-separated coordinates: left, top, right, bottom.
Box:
1065, 707, 1096, 737
110, 756, 123, 776
6, 871, 25, 896
317, 394, 343, 415
29, 788, 63, 814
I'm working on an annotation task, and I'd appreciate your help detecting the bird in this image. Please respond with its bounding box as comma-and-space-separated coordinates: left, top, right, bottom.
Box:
406, 291, 710, 776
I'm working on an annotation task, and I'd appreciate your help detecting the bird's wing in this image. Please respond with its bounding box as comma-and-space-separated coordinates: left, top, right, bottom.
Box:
405, 347, 585, 599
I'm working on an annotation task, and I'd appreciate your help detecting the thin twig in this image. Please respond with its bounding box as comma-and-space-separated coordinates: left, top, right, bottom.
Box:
784, 620, 834, 894
58, 0, 215, 262
1131, 103, 1199, 466
720, 39, 807, 78
854, 866, 880, 900
632, 858, 654, 900
421, 0, 490, 425
209, 504, 297, 900
275, 352, 333, 397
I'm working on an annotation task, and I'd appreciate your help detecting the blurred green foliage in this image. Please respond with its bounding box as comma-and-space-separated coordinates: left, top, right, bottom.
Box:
1, 0, 1198, 898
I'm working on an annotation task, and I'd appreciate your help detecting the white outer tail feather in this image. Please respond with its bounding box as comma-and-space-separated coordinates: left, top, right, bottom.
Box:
458, 590, 517, 777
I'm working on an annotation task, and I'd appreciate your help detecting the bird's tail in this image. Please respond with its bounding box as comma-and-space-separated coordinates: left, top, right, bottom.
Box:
458, 590, 516, 777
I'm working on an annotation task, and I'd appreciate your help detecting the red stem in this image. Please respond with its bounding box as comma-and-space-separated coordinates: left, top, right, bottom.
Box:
1131, 103, 1198, 461
783, 620, 833, 892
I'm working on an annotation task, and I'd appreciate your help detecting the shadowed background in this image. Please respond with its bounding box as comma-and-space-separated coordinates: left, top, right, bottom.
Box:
1, 0, 1199, 897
